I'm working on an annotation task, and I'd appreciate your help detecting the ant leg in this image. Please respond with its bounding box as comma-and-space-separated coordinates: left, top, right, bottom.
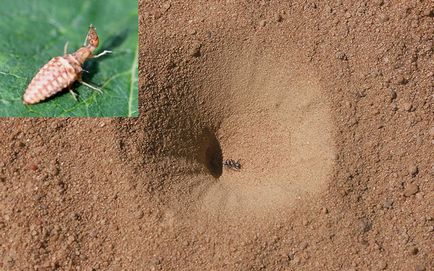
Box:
64, 42, 69, 55
92, 50, 112, 58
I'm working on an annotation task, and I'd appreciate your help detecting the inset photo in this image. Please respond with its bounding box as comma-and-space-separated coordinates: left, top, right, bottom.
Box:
0, 0, 138, 117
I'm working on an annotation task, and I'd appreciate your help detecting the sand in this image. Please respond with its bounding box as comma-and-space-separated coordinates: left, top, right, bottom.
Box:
1, 0, 433, 270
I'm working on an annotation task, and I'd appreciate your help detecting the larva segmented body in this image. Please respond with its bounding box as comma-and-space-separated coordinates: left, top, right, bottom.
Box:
23, 56, 80, 104
23, 25, 111, 105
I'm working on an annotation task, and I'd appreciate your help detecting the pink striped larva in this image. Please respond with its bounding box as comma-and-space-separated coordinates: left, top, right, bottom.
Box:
23, 25, 111, 105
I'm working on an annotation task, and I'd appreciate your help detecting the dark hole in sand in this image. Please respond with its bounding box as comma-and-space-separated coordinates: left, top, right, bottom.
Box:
203, 130, 223, 178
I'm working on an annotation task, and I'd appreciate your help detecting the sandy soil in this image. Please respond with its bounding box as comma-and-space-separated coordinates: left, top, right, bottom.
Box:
1, 0, 433, 270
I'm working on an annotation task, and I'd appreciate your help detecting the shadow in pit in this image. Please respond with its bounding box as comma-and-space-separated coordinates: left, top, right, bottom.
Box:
202, 129, 223, 178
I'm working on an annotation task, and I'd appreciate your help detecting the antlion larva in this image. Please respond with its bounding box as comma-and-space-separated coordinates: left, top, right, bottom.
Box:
23, 25, 111, 105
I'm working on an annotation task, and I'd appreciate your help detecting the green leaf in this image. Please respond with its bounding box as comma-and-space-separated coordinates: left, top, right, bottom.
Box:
0, 0, 138, 117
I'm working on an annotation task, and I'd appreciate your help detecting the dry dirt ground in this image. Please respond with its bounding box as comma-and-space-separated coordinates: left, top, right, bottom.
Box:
1, 0, 433, 270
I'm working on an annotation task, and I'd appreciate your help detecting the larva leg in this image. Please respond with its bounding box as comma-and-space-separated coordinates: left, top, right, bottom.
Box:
92, 50, 112, 58
64, 42, 69, 55
80, 81, 103, 93
69, 88, 78, 101
77, 73, 102, 93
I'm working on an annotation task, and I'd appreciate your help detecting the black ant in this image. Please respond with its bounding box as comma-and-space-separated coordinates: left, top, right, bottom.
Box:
223, 159, 241, 171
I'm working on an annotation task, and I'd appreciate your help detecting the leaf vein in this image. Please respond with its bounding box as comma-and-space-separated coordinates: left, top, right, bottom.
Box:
128, 45, 138, 117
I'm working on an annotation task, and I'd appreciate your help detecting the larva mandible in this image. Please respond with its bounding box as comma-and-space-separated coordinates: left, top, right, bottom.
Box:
23, 25, 111, 105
